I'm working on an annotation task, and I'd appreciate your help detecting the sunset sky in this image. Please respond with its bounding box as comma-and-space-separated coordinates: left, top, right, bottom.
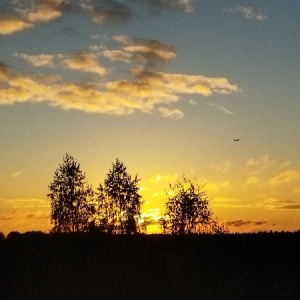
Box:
1, 0, 300, 235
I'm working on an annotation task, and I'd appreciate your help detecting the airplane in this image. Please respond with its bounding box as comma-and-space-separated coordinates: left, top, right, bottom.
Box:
234, 138, 240, 141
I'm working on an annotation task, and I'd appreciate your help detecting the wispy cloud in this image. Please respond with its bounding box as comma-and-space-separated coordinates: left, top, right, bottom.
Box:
225, 219, 268, 228
150, 172, 179, 183
17, 0, 64, 23
141, 0, 194, 13
158, 107, 184, 119
246, 154, 276, 174
269, 169, 300, 186
80, 0, 132, 24
223, 6, 268, 22
14, 53, 55, 67
245, 176, 260, 185
263, 199, 300, 210
188, 99, 197, 105
210, 160, 232, 173
202, 179, 230, 193
11, 171, 23, 179
293, 186, 300, 196
209, 103, 233, 114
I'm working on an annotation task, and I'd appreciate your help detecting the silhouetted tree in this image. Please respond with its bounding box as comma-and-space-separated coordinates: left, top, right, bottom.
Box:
161, 176, 228, 234
96, 159, 143, 234
48, 153, 95, 233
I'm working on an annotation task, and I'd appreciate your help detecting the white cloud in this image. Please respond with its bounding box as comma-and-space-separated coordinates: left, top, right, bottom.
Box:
209, 103, 233, 114
237, 6, 267, 21
158, 107, 184, 119
223, 6, 267, 22
14, 53, 55, 67
188, 99, 197, 105
16, 0, 64, 23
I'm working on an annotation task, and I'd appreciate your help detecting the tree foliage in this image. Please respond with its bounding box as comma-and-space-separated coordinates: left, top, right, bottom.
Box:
48, 153, 95, 233
96, 159, 143, 234
161, 176, 228, 234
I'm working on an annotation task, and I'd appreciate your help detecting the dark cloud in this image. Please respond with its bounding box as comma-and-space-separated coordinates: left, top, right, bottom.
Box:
267, 199, 300, 210
26, 213, 49, 219
134, 0, 194, 13
80, 0, 133, 25
112, 35, 176, 68
225, 219, 268, 228
278, 204, 300, 210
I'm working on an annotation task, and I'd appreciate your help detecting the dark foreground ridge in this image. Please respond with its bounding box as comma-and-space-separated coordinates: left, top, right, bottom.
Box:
1, 232, 300, 300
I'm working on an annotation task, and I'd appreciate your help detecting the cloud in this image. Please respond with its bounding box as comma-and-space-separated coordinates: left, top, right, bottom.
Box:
80, 0, 132, 24
11, 171, 23, 179
264, 199, 300, 210
0, 0, 194, 37
203, 180, 230, 193
237, 6, 267, 21
293, 186, 300, 196
0, 62, 56, 105
246, 154, 276, 175
245, 176, 259, 185
0, 16, 33, 35
62, 53, 107, 75
158, 107, 184, 119
210, 160, 231, 173
16, 0, 64, 23
15, 52, 107, 75
188, 99, 197, 105
223, 6, 268, 21
209, 103, 233, 114
280, 161, 292, 169
141, 0, 194, 13
112, 35, 176, 67
225, 219, 268, 227
3, 32, 238, 116
269, 169, 300, 186
150, 173, 179, 183
14, 53, 55, 67
101, 49, 133, 63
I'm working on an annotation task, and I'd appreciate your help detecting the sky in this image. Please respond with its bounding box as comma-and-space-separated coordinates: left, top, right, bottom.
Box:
0, 0, 300, 235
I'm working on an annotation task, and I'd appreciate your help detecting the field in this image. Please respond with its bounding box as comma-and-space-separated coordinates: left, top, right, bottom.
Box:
1, 232, 300, 300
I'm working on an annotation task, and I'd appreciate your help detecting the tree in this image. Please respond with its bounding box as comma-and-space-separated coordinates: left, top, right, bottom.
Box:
48, 153, 95, 233
96, 159, 143, 234
161, 176, 228, 234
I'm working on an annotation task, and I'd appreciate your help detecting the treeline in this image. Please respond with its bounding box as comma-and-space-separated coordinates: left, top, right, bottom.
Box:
47, 153, 228, 235
1, 232, 300, 299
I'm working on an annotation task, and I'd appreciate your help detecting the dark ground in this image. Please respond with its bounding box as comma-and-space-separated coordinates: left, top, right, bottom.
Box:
1, 232, 300, 300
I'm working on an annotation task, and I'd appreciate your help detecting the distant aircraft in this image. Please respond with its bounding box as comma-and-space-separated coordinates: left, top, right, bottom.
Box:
234, 139, 240, 141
